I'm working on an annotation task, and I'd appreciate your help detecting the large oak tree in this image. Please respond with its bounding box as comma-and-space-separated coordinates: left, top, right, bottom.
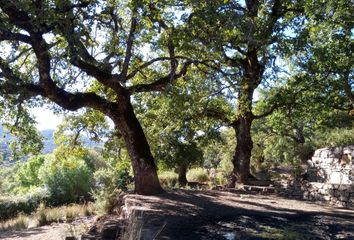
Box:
182, 0, 304, 184
0, 0, 193, 194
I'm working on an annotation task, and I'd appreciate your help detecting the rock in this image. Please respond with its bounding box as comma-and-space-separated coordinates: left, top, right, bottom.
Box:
340, 196, 349, 202
319, 188, 327, 195
303, 191, 309, 198
82, 219, 125, 240
337, 202, 347, 208
323, 195, 331, 201
65, 237, 76, 240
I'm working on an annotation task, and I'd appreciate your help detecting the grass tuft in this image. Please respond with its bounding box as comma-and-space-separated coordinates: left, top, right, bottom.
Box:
0, 214, 29, 231
0, 203, 95, 232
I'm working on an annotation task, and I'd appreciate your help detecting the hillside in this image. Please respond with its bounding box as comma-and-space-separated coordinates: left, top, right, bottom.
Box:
0, 126, 99, 162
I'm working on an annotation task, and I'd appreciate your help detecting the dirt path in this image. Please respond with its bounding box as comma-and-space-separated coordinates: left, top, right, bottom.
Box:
0, 217, 95, 240
121, 190, 354, 240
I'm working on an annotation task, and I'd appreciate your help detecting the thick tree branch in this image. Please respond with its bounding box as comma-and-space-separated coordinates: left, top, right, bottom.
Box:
29, 33, 115, 113
60, 26, 117, 89
0, 3, 33, 32
0, 56, 46, 98
121, 9, 137, 79
201, 108, 231, 124
126, 57, 172, 80
253, 103, 280, 119
0, 28, 31, 43
127, 60, 194, 93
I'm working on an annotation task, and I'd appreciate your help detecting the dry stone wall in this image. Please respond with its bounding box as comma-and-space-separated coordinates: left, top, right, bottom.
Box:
307, 146, 354, 184
277, 145, 354, 209
277, 181, 354, 208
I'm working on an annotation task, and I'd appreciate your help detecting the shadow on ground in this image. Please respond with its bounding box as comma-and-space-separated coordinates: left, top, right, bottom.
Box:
123, 190, 354, 240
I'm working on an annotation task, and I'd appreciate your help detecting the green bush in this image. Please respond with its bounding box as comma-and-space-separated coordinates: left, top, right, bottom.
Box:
92, 164, 133, 214
214, 172, 228, 186
187, 168, 209, 183
0, 188, 47, 221
218, 158, 233, 177
15, 155, 46, 189
314, 128, 354, 148
158, 171, 178, 188
39, 156, 93, 205
0, 164, 20, 195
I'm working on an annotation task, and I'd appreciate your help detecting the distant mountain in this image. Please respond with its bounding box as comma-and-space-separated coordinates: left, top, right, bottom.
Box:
0, 126, 100, 162
41, 129, 56, 154
0, 126, 12, 162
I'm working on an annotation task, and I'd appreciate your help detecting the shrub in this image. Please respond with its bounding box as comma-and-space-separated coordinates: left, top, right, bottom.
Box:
214, 172, 228, 186
187, 168, 209, 183
159, 171, 178, 188
0, 214, 29, 231
39, 156, 93, 205
0, 164, 21, 195
314, 128, 354, 148
15, 155, 46, 188
0, 188, 47, 221
92, 165, 132, 214
218, 158, 233, 176
92, 188, 121, 215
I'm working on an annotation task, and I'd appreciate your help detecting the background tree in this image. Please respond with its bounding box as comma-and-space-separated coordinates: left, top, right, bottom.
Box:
135, 69, 228, 186
0, 0, 195, 194
182, 0, 304, 184
251, 77, 354, 173
289, 0, 353, 113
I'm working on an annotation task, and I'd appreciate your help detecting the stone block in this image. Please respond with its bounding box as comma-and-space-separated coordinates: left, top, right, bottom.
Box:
323, 195, 331, 201
303, 191, 309, 197
328, 189, 335, 195
333, 190, 340, 197
338, 185, 351, 191
337, 202, 347, 208
312, 182, 324, 189
318, 188, 327, 195
314, 148, 328, 157
318, 149, 331, 158
324, 158, 338, 164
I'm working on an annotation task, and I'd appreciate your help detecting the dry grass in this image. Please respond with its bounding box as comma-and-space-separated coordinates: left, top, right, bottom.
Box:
36, 202, 95, 226
0, 214, 29, 231
0, 203, 95, 232
65, 221, 93, 240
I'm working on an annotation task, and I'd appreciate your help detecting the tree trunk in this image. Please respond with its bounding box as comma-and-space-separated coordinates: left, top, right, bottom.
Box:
228, 50, 263, 187
231, 113, 254, 184
177, 164, 188, 186
113, 92, 164, 195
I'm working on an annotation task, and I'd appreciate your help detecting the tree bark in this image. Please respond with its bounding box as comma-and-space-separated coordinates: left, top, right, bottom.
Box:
229, 50, 262, 186
231, 113, 254, 184
113, 92, 164, 195
177, 164, 188, 186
